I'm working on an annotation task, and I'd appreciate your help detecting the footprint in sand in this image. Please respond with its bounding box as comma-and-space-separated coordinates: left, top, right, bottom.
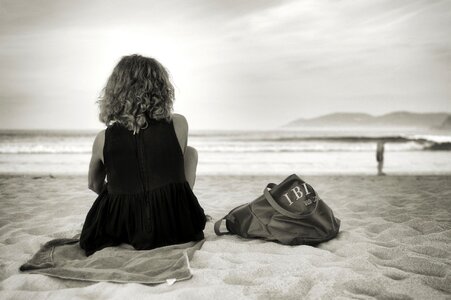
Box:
345, 279, 412, 300
369, 247, 403, 261
383, 270, 410, 281
409, 245, 449, 258
372, 253, 447, 278
366, 223, 393, 235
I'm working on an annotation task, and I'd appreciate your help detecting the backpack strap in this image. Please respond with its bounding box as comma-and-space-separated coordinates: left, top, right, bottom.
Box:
264, 184, 319, 219
214, 218, 231, 236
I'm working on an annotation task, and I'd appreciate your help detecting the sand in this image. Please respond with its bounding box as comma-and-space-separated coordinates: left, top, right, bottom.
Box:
0, 174, 450, 299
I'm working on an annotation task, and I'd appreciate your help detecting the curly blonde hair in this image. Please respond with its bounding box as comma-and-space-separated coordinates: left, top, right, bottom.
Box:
98, 54, 174, 133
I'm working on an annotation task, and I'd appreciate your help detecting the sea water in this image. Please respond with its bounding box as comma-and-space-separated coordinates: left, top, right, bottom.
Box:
1, 129, 450, 175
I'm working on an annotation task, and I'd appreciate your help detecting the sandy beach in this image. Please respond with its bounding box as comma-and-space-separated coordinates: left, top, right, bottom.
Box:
0, 174, 450, 299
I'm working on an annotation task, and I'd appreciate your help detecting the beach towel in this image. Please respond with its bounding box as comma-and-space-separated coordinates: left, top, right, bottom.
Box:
19, 234, 205, 285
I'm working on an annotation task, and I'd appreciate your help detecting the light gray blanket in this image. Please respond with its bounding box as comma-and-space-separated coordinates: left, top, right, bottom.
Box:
20, 235, 205, 285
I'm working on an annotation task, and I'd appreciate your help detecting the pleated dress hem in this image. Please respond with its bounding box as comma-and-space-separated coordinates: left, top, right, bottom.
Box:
79, 181, 206, 257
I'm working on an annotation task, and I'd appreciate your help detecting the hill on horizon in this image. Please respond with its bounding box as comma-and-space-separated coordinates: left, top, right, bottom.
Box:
284, 111, 451, 130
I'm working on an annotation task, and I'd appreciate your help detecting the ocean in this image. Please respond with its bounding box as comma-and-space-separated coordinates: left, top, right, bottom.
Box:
1, 129, 451, 175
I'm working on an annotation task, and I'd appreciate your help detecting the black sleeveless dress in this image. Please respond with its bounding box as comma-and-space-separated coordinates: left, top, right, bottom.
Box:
79, 118, 207, 256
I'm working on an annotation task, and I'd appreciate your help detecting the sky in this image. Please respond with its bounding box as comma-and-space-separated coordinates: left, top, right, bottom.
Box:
0, 0, 450, 130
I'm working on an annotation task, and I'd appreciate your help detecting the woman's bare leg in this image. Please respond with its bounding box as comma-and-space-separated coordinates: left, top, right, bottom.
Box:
184, 146, 198, 189
378, 161, 386, 175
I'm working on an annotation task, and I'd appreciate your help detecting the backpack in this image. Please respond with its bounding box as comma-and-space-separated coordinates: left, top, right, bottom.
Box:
214, 174, 341, 245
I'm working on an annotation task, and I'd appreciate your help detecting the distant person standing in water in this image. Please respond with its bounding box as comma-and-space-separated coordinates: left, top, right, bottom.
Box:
79, 54, 207, 256
376, 141, 385, 176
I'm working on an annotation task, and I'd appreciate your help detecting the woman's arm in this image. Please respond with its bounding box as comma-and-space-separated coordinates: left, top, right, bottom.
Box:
88, 130, 106, 194
173, 114, 198, 189
184, 146, 198, 189
172, 114, 188, 154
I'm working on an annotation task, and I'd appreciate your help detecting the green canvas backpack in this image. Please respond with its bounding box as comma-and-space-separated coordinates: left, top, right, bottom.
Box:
214, 174, 340, 245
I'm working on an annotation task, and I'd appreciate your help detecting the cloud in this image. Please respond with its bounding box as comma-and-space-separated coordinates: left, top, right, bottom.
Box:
0, 0, 450, 129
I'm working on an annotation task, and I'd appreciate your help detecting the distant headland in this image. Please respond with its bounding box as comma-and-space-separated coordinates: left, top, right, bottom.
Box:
284, 111, 451, 130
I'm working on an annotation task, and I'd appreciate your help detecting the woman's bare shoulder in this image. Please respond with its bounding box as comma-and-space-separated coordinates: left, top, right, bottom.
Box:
92, 129, 106, 162
171, 114, 188, 153
172, 113, 189, 134
172, 113, 188, 127
93, 129, 106, 146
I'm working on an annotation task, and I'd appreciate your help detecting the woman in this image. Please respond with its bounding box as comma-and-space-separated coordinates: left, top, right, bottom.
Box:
79, 54, 207, 256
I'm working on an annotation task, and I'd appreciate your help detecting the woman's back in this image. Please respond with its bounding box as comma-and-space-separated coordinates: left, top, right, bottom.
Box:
105, 117, 186, 194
